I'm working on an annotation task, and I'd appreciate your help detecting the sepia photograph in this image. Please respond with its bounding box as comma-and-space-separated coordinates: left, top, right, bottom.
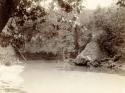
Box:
0, 0, 125, 93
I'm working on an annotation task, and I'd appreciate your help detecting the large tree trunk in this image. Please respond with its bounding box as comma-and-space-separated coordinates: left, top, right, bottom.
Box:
0, 0, 20, 32
73, 25, 80, 57
74, 25, 79, 52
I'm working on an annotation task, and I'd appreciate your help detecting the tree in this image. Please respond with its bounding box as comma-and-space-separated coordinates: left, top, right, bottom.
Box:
0, 0, 85, 61
0, 0, 20, 32
93, 6, 125, 61
117, 0, 125, 7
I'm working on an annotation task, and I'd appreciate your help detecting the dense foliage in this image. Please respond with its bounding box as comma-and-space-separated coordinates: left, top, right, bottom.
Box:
0, 0, 125, 68
93, 7, 125, 61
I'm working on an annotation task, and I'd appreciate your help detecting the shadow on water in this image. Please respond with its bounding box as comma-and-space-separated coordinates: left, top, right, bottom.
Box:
23, 60, 125, 76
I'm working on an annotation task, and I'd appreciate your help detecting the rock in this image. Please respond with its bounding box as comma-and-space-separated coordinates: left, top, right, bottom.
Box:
76, 41, 105, 62
74, 30, 107, 66
73, 57, 90, 67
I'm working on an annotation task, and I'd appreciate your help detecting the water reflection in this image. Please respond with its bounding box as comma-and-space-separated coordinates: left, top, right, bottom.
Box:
21, 61, 125, 93
2, 61, 124, 93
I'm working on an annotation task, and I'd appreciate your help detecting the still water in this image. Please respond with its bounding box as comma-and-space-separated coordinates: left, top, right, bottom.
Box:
21, 60, 125, 93
0, 60, 125, 93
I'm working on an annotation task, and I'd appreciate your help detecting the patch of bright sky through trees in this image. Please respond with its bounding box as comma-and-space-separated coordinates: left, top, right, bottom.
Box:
39, 0, 116, 10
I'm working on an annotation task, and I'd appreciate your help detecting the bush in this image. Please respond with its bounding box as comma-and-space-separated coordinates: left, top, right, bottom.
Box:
94, 7, 125, 61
